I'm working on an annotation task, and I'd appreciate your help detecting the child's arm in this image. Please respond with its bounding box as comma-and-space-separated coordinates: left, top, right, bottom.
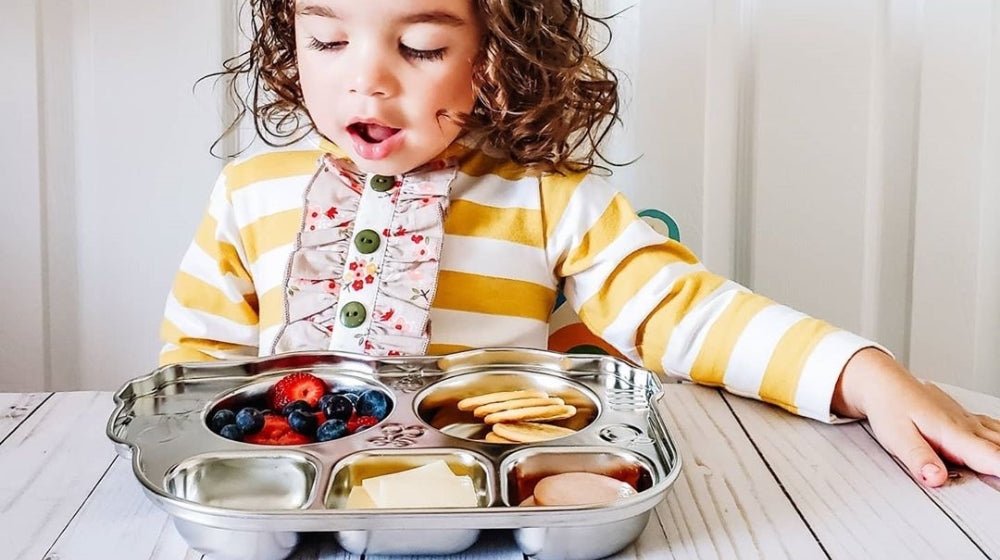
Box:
544, 173, 999, 486
159, 171, 260, 365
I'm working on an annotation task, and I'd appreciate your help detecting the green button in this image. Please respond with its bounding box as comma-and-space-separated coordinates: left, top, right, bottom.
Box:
340, 302, 367, 328
354, 229, 381, 254
371, 175, 395, 192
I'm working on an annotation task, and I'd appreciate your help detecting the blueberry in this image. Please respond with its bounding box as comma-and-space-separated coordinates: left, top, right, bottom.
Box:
322, 395, 355, 421
209, 409, 236, 433
219, 424, 243, 441
235, 407, 264, 434
282, 400, 312, 416
356, 390, 390, 420
288, 410, 319, 435
316, 419, 348, 442
318, 393, 337, 412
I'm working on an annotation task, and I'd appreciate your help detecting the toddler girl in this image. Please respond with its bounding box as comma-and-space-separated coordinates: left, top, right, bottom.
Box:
161, 0, 999, 487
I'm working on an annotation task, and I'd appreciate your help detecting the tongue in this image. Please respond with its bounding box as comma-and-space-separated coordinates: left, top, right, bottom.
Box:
364, 123, 398, 142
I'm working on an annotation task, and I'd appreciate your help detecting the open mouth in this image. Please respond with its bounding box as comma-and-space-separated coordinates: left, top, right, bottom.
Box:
348, 122, 402, 144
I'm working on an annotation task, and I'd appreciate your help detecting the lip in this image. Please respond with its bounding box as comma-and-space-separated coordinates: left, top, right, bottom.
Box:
345, 117, 405, 161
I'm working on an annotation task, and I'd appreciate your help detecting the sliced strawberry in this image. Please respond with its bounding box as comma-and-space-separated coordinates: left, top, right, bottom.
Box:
348, 414, 378, 433
244, 414, 312, 445
270, 372, 328, 410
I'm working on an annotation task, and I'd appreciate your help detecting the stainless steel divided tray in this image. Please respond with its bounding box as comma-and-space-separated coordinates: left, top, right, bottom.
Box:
107, 348, 682, 560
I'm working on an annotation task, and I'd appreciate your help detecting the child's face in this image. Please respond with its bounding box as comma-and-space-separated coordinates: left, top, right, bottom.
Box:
295, 0, 482, 175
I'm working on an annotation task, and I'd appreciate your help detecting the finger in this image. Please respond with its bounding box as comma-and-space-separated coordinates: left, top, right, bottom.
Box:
874, 419, 949, 486
977, 427, 1000, 448
951, 435, 1000, 478
979, 414, 1000, 433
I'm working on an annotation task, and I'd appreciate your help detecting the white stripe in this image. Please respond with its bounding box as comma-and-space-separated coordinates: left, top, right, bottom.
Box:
662, 283, 746, 376
231, 174, 311, 226
451, 172, 541, 209
795, 330, 878, 422
598, 262, 708, 361
430, 308, 549, 348
251, 244, 296, 294
546, 174, 618, 266
164, 293, 259, 345
260, 324, 283, 356
178, 243, 254, 302
207, 180, 253, 270
718, 304, 807, 395
441, 235, 556, 288
563, 219, 670, 305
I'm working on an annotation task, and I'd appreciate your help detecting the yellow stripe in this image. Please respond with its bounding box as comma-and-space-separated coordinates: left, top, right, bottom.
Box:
159, 347, 217, 366
241, 208, 303, 264
690, 293, 775, 385
560, 194, 637, 276
578, 241, 703, 334
759, 318, 837, 414
458, 150, 533, 181
224, 150, 322, 193
445, 201, 544, 248
193, 213, 253, 286
540, 172, 588, 239
259, 286, 286, 330
171, 272, 259, 326
159, 320, 252, 365
434, 271, 556, 321
427, 343, 474, 355
635, 271, 729, 373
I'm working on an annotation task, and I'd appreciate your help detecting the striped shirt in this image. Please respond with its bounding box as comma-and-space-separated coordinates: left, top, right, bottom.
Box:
161, 136, 876, 422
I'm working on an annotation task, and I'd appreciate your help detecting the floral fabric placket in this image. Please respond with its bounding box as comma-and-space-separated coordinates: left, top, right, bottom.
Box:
272, 154, 456, 357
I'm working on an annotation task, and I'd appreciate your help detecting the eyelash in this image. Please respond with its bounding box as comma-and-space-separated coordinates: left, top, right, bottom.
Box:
308, 38, 446, 61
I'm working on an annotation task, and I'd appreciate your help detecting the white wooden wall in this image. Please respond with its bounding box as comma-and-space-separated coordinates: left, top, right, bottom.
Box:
2, 0, 998, 396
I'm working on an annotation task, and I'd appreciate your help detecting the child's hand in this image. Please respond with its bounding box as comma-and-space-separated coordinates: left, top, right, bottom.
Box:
832, 348, 1000, 487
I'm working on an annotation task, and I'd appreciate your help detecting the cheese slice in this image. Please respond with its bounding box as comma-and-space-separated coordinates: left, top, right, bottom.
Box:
359, 460, 479, 508
345, 486, 377, 509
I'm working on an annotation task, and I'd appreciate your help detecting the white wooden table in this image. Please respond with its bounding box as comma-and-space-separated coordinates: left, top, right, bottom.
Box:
2, 383, 999, 560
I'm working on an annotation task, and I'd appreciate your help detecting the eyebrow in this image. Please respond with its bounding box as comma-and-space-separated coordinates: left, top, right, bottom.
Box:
296, 4, 467, 27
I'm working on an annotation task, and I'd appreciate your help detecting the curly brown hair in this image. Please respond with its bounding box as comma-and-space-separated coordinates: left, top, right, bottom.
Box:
208, 0, 622, 174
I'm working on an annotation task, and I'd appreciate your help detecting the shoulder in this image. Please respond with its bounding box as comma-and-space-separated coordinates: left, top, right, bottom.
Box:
221, 134, 326, 195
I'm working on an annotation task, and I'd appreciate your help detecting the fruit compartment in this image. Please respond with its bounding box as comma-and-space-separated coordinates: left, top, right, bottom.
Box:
325, 449, 495, 510
204, 371, 395, 446
164, 452, 319, 510
412, 371, 602, 444
500, 447, 655, 507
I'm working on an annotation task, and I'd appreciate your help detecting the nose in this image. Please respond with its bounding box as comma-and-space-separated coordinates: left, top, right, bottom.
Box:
348, 44, 399, 98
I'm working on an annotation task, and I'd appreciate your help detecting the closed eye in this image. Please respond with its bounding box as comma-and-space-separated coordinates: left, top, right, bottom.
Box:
400, 44, 446, 61
309, 37, 346, 52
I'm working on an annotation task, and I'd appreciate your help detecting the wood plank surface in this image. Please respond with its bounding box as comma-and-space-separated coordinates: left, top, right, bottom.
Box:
648, 384, 826, 558
43, 457, 202, 560
0, 392, 117, 560
0, 392, 50, 441
724, 392, 987, 559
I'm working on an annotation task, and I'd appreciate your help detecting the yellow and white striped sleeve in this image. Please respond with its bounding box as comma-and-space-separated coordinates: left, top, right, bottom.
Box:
159, 169, 261, 365
543, 172, 878, 423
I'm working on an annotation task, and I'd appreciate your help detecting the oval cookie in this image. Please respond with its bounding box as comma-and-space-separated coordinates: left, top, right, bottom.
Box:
457, 390, 548, 411
473, 397, 565, 418
484, 432, 517, 444
484, 404, 577, 425
491, 422, 577, 443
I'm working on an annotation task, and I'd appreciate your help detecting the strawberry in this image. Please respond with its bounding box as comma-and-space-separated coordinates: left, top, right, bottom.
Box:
270, 372, 328, 410
244, 414, 312, 446
348, 414, 378, 433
